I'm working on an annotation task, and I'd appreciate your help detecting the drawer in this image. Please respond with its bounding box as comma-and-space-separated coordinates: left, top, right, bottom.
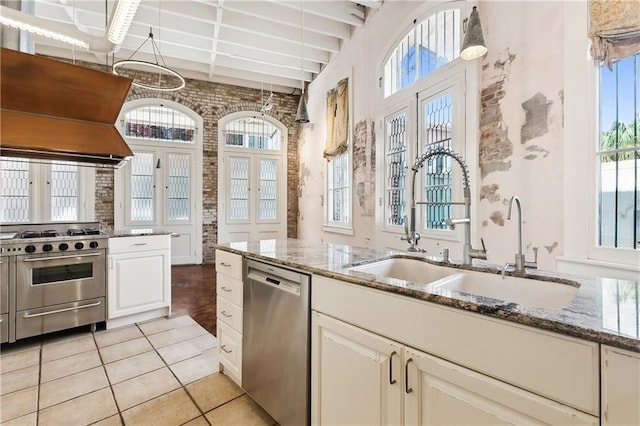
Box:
218, 321, 242, 385
216, 274, 243, 306
0, 313, 8, 344
217, 297, 242, 333
109, 235, 171, 254
215, 250, 243, 280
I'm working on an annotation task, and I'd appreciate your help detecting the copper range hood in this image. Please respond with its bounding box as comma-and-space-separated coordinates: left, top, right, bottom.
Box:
0, 48, 133, 167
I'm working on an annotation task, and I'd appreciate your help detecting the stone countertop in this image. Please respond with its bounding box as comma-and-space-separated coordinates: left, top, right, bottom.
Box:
215, 239, 640, 353
108, 229, 174, 238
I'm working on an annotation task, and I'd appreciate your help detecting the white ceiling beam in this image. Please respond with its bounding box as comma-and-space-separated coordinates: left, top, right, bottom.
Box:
222, 9, 339, 52
222, 1, 351, 40
218, 26, 329, 64
214, 55, 313, 81
271, 0, 364, 27
349, 0, 383, 10
211, 65, 302, 90
122, 22, 213, 50
136, 1, 218, 26
209, 0, 224, 79
216, 42, 321, 74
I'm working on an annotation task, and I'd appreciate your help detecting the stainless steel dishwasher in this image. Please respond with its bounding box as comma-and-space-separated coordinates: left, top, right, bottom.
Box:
243, 258, 310, 426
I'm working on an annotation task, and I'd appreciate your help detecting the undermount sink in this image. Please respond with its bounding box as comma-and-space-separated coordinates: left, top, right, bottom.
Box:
349, 257, 457, 284
429, 271, 578, 310
348, 257, 578, 310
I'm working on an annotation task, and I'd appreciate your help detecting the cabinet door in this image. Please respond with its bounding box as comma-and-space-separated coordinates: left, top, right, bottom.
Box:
312, 312, 403, 426
404, 347, 598, 426
602, 345, 640, 426
108, 250, 170, 319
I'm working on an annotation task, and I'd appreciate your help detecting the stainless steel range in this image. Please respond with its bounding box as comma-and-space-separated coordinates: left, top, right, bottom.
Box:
0, 222, 107, 343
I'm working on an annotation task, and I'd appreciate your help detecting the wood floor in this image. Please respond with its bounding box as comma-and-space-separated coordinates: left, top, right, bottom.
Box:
171, 264, 217, 336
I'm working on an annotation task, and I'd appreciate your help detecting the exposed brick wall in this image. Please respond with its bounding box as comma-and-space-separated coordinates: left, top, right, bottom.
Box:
57, 58, 300, 264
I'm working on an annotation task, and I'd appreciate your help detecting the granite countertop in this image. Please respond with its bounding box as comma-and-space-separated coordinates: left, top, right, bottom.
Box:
108, 229, 174, 238
215, 239, 640, 353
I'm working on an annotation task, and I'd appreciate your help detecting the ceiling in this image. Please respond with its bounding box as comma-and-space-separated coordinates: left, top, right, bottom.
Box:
27, 0, 381, 93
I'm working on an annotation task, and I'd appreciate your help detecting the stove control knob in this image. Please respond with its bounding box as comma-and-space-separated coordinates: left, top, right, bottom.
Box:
89, 241, 99, 249
59, 243, 69, 251
25, 245, 36, 253
43, 244, 53, 252
75, 242, 84, 250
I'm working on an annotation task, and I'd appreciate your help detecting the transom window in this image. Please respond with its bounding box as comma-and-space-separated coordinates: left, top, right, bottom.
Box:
598, 53, 639, 250
124, 105, 196, 143
223, 117, 282, 150
384, 7, 461, 97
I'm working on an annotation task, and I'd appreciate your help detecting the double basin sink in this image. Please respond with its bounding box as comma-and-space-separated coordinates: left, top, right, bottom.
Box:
348, 257, 578, 310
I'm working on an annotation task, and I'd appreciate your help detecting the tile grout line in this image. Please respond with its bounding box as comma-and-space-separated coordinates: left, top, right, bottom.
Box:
140, 321, 214, 426
92, 328, 126, 426
36, 338, 43, 425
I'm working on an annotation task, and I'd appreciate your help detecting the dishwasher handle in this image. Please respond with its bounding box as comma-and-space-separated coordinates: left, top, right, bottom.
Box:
247, 269, 301, 296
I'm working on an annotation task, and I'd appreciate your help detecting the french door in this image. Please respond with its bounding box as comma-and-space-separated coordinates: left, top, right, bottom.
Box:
219, 151, 285, 243
116, 147, 201, 264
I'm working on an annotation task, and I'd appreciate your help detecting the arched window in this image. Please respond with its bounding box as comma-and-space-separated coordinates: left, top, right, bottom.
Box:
123, 105, 196, 144
222, 116, 282, 150
384, 7, 461, 97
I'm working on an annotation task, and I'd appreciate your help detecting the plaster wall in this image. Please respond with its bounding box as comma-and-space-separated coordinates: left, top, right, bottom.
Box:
298, 1, 567, 270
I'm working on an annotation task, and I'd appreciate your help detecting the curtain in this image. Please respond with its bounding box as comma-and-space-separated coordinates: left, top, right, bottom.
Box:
324, 78, 349, 159
589, 0, 640, 69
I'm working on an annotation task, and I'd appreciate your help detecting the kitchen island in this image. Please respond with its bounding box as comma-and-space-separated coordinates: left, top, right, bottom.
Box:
215, 239, 639, 425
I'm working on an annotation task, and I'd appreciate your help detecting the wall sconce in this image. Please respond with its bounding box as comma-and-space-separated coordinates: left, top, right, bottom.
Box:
460, 6, 487, 60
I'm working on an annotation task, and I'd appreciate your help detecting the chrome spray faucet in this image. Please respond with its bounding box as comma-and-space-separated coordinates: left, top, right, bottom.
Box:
506, 195, 538, 273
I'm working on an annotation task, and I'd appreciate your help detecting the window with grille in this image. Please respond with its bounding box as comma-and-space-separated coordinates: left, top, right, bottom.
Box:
124, 105, 196, 143
328, 153, 350, 224
129, 153, 155, 222
223, 117, 282, 150
385, 112, 408, 227
384, 7, 461, 97
598, 53, 640, 250
422, 94, 453, 230
0, 159, 87, 223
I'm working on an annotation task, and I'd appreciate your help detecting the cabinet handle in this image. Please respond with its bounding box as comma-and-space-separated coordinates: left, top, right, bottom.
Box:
405, 358, 414, 394
221, 345, 232, 354
133, 243, 148, 246
221, 310, 232, 318
221, 286, 232, 292
389, 351, 397, 385
220, 262, 231, 267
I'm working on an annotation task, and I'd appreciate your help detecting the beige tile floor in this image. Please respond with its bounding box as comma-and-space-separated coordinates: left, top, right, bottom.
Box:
0, 316, 276, 426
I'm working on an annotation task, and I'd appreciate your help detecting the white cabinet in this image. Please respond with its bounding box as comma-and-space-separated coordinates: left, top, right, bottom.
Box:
312, 274, 600, 425
601, 345, 640, 425
107, 235, 171, 329
312, 312, 402, 425
215, 249, 243, 386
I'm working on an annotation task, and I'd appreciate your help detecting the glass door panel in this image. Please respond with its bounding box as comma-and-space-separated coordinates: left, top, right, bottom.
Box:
166, 153, 191, 221
228, 156, 250, 221
129, 152, 156, 222
258, 158, 278, 221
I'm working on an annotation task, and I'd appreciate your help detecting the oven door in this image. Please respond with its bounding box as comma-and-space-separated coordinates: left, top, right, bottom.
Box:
16, 251, 106, 310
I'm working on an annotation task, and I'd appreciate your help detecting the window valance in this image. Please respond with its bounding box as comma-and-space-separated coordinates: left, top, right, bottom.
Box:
323, 78, 349, 160
589, 0, 640, 69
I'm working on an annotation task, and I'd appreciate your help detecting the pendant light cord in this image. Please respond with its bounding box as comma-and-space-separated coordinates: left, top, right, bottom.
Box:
300, 0, 304, 95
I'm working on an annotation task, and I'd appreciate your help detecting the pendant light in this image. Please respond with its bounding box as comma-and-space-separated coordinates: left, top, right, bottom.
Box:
295, 1, 310, 123
460, 6, 487, 61
112, 1, 185, 91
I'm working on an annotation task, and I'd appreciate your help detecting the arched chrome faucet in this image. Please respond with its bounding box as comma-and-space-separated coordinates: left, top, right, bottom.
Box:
403, 148, 487, 265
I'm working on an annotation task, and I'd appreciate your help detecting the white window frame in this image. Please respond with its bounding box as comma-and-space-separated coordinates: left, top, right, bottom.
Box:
560, 1, 640, 280
376, 0, 480, 257
0, 159, 95, 224
324, 75, 354, 236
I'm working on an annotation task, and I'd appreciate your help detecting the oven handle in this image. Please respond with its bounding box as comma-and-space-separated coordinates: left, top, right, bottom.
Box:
21, 252, 102, 262
22, 300, 102, 318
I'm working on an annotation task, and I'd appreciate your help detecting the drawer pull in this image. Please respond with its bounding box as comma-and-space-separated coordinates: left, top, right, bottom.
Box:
221, 286, 232, 292
221, 345, 233, 354
405, 358, 414, 394
23, 300, 102, 318
221, 310, 232, 318
219, 262, 231, 267
133, 243, 148, 246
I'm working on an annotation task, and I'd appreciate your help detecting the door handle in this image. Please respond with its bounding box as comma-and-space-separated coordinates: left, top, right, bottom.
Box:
405, 357, 414, 394
221, 310, 232, 318
221, 345, 233, 354
220, 286, 232, 292
22, 252, 102, 262
389, 351, 397, 385
219, 262, 231, 267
